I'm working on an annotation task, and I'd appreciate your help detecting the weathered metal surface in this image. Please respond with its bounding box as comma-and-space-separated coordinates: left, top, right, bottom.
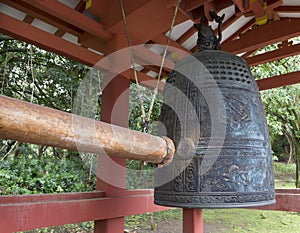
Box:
0, 95, 174, 165
154, 49, 275, 208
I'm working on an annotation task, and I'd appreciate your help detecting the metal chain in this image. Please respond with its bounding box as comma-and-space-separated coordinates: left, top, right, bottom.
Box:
120, 0, 181, 132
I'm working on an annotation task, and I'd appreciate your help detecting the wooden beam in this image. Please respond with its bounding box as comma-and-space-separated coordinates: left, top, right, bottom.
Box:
246, 43, 300, 66
257, 71, 300, 91
222, 14, 243, 31
181, 0, 212, 12
0, 11, 161, 88
177, 26, 197, 44
232, 0, 250, 13
0, 190, 169, 233
183, 209, 204, 233
0, 95, 175, 165
17, 0, 113, 40
2, 0, 83, 37
94, 0, 187, 54
0, 12, 102, 66
54, 0, 86, 37
95, 74, 129, 233
222, 18, 256, 44
222, 18, 300, 54
152, 33, 192, 59
252, 189, 300, 212
275, 6, 300, 13
242, 50, 257, 59
131, 46, 175, 71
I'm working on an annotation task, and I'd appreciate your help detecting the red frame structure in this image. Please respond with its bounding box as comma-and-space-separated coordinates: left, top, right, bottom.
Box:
0, 1, 300, 232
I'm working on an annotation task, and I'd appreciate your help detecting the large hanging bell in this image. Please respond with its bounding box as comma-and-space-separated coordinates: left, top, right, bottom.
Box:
154, 14, 275, 208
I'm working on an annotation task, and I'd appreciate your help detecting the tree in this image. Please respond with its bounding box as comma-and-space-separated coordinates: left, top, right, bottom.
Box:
260, 86, 300, 187
251, 40, 300, 187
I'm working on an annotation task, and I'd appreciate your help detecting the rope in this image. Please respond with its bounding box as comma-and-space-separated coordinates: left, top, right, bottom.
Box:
147, 0, 181, 121
1, 53, 9, 94
29, 45, 35, 103
120, 0, 181, 132
120, 0, 146, 120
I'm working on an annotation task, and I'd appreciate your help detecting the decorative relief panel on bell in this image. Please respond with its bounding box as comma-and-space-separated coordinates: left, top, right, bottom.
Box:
154, 49, 275, 209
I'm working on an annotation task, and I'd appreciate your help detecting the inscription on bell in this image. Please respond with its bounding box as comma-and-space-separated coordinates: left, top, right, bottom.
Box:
154, 50, 275, 208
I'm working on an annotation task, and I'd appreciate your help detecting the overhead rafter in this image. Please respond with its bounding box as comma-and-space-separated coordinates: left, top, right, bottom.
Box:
54, 0, 86, 37
257, 71, 300, 91
0, 12, 102, 66
1, 0, 83, 37
0, 12, 160, 90
177, 26, 197, 44
275, 6, 300, 13
232, 0, 250, 13
222, 18, 256, 44
180, 0, 211, 13
222, 18, 300, 54
152, 33, 192, 59
246, 43, 300, 66
14, 0, 113, 41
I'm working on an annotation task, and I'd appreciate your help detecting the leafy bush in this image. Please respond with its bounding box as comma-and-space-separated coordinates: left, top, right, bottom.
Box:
0, 155, 95, 195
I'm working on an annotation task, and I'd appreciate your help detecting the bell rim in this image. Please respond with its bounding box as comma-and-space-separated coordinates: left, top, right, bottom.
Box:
154, 199, 276, 209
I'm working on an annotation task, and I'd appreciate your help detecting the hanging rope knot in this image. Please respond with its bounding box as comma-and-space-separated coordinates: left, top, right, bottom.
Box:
143, 118, 150, 133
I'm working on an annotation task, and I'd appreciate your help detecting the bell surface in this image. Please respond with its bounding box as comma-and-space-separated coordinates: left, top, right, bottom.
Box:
154, 50, 275, 208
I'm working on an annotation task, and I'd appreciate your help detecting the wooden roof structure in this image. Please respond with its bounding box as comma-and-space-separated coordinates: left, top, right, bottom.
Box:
1, 1, 300, 233
0, 0, 300, 90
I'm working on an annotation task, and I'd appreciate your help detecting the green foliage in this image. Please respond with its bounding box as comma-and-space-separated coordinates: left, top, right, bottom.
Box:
0, 155, 95, 195
0, 38, 89, 111
250, 41, 300, 186
128, 83, 163, 133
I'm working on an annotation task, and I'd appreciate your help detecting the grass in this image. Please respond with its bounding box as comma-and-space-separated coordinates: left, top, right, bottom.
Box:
204, 209, 300, 233
273, 162, 296, 188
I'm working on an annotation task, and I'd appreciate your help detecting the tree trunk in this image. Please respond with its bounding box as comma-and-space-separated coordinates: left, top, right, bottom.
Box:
295, 142, 300, 188
284, 130, 295, 164
14, 142, 23, 157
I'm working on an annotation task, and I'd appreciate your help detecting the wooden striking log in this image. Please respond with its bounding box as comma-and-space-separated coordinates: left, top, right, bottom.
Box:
0, 95, 175, 165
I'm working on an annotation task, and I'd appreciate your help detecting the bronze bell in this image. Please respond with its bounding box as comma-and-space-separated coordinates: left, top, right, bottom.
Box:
154, 13, 275, 208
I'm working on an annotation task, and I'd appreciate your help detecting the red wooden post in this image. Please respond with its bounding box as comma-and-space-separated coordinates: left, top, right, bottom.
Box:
94, 75, 130, 233
183, 208, 204, 233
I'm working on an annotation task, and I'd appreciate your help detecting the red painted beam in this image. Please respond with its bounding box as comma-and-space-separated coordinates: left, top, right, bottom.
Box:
0, 12, 102, 67
275, 6, 300, 13
90, 0, 187, 55
17, 0, 113, 40
181, 0, 212, 12
0, 191, 104, 204
222, 18, 256, 44
257, 71, 300, 91
232, 0, 249, 13
0, 12, 160, 88
177, 26, 197, 44
152, 33, 192, 58
0, 190, 169, 233
2, 0, 83, 37
222, 18, 300, 54
252, 189, 300, 212
246, 43, 300, 66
